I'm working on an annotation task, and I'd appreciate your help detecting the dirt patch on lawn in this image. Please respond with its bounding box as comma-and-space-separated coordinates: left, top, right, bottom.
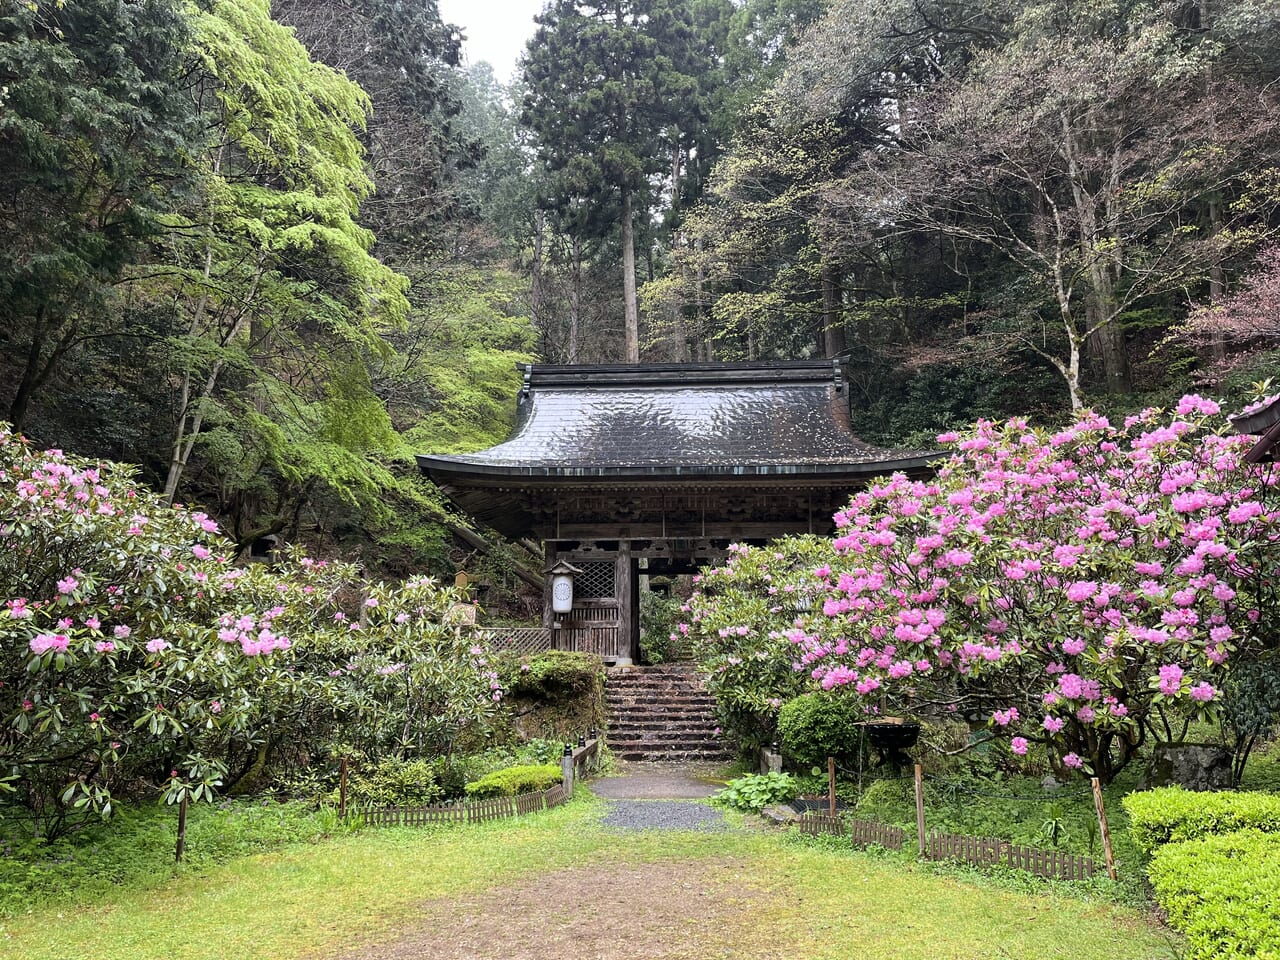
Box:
335, 858, 794, 960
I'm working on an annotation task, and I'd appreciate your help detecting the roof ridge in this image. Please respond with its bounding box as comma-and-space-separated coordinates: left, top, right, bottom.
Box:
520, 360, 844, 390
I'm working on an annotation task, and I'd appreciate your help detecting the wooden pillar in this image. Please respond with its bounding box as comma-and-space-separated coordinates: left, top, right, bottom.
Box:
542, 540, 558, 640
616, 540, 634, 664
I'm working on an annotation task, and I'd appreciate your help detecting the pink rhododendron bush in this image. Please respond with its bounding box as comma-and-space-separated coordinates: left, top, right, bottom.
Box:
0, 428, 500, 838
685, 398, 1280, 782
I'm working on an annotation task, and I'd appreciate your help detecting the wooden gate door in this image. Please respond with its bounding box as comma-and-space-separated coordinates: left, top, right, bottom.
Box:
555, 559, 628, 660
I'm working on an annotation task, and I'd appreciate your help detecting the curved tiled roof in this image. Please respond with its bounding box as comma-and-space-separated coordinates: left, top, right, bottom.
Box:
418, 361, 936, 479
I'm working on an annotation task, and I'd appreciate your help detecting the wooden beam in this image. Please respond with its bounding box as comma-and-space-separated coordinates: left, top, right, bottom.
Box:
538, 522, 834, 540
615, 541, 635, 663
443, 519, 543, 593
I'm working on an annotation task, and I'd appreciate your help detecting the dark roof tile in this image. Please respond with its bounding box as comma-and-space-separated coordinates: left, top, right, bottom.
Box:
419, 361, 934, 477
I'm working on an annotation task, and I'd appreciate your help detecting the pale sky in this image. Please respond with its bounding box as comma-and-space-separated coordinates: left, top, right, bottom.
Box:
439, 0, 546, 84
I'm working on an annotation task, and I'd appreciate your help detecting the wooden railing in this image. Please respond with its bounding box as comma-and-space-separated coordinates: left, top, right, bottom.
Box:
798, 813, 905, 852
926, 831, 1096, 880
796, 813, 1095, 880
470, 626, 553, 654
359, 786, 570, 828
357, 739, 598, 830
469, 617, 628, 660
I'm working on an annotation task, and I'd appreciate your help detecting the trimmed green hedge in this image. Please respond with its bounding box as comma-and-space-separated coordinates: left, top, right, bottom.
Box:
1148, 829, 1280, 960
464, 763, 562, 799
1122, 786, 1280, 853
777, 693, 865, 767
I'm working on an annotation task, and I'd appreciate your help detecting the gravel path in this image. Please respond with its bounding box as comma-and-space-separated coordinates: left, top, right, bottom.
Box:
599, 799, 728, 832
590, 760, 725, 800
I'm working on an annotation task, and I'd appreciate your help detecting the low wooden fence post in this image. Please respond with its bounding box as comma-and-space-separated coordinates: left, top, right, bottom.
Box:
1090, 777, 1117, 881
827, 756, 837, 817
561, 743, 574, 793
914, 763, 926, 858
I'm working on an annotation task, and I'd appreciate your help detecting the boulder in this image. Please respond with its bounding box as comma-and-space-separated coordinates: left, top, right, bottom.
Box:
1141, 742, 1233, 792
760, 803, 801, 824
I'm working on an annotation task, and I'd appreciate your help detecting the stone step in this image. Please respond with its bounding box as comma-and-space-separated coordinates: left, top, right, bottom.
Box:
610, 748, 734, 762
609, 717, 718, 729
606, 671, 703, 682
607, 744, 727, 758
608, 705, 717, 717
608, 702, 717, 713
602, 665, 726, 761
609, 735, 721, 746
606, 732, 727, 747
610, 703, 716, 714
601, 686, 706, 701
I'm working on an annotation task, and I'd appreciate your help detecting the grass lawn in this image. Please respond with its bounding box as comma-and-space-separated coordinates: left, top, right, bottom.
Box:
0, 793, 1177, 960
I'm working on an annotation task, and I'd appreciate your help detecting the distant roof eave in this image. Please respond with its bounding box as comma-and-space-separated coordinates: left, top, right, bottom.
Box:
417, 452, 943, 484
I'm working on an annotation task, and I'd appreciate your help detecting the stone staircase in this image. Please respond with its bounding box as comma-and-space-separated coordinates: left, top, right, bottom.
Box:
604, 664, 733, 762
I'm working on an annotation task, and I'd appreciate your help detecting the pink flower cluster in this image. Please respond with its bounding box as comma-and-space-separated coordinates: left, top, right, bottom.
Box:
216, 609, 292, 656
688, 398, 1277, 776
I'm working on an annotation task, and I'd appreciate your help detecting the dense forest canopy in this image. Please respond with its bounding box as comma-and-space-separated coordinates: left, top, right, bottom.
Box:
2, 0, 1279, 581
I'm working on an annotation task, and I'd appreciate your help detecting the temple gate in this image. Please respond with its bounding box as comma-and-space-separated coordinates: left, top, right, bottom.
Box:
419, 361, 935, 664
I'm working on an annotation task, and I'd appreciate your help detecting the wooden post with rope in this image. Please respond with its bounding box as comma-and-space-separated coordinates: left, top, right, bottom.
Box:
175, 793, 189, 863
914, 763, 926, 857
339, 756, 349, 819
1090, 777, 1117, 881
827, 756, 837, 816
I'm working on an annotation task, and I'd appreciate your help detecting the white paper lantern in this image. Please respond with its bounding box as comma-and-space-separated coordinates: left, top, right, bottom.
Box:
552, 574, 574, 613
547, 560, 583, 614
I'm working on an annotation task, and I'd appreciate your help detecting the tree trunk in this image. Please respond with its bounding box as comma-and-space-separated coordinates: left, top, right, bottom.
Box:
1050, 255, 1087, 411
531, 209, 546, 333
621, 186, 640, 363
569, 235, 582, 363
9, 312, 49, 431
163, 253, 263, 503
1208, 195, 1227, 363
9, 309, 81, 432
1061, 111, 1131, 395
1084, 288, 1131, 395
670, 140, 682, 221
821, 263, 846, 358
695, 234, 708, 361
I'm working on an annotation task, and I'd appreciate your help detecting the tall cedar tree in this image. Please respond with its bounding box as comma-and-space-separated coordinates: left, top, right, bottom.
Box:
521, 0, 708, 362
274, 0, 480, 257
0, 0, 196, 431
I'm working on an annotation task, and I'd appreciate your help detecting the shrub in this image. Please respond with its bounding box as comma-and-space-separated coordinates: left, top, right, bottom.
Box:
432, 740, 566, 799
640, 591, 682, 664
505, 651, 602, 698
464, 763, 562, 799
712, 772, 798, 812
1220, 649, 1280, 784
1122, 786, 1280, 853
777, 693, 865, 768
684, 400, 1280, 783
1147, 829, 1280, 960
855, 778, 914, 822
500, 651, 605, 740
686, 535, 836, 752
0, 428, 502, 838
340, 758, 443, 808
